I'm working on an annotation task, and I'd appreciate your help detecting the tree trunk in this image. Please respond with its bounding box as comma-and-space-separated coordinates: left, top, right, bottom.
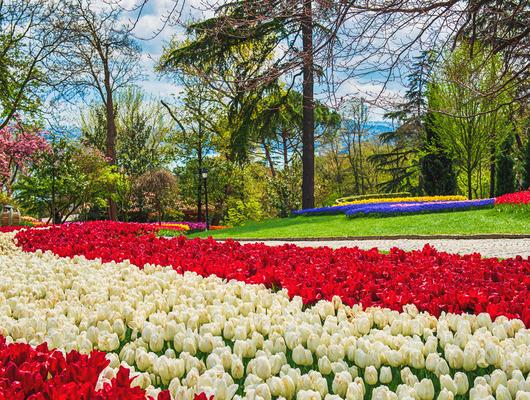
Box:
301, 0, 315, 209
197, 136, 203, 223
281, 128, 289, 168
263, 140, 276, 177
358, 133, 364, 194
104, 77, 118, 221
467, 170, 472, 200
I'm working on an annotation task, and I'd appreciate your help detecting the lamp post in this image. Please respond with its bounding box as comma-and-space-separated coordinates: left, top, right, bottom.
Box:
200, 168, 209, 231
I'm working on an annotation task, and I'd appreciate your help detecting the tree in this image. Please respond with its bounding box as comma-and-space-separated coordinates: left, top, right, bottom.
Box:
157, 0, 529, 207
495, 134, 516, 196
340, 98, 369, 195
0, 120, 49, 195
0, 0, 68, 128
135, 169, 178, 223
430, 42, 512, 199
50, 0, 142, 220
81, 87, 175, 177
14, 139, 117, 223
159, 77, 218, 222
159, 1, 349, 209
420, 112, 457, 195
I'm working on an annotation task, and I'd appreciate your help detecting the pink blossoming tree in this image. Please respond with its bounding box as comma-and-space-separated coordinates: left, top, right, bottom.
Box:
0, 120, 50, 195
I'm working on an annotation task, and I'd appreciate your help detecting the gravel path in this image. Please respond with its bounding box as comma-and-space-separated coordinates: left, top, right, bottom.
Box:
233, 238, 530, 259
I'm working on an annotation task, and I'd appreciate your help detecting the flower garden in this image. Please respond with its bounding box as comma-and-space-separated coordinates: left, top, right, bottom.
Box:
0, 220, 529, 399
292, 192, 530, 218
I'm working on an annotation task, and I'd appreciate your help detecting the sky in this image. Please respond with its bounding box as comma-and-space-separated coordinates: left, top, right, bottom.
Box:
51, 0, 413, 130
123, 0, 410, 123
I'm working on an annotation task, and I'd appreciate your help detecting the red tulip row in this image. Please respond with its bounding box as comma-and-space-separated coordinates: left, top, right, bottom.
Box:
15, 221, 530, 326
495, 190, 530, 205
0, 335, 171, 400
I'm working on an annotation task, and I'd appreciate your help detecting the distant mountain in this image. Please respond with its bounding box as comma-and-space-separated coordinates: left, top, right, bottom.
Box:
365, 121, 395, 135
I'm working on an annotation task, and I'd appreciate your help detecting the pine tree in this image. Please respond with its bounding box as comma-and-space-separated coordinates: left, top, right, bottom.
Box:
495, 134, 515, 196
371, 50, 457, 194
421, 112, 457, 195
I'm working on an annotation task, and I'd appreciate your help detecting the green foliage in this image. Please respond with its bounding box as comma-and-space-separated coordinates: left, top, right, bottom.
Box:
371, 51, 437, 194
266, 165, 302, 218
14, 137, 118, 222
81, 87, 176, 176
430, 42, 514, 199
224, 198, 264, 227
524, 133, 530, 190
0, 192, 17, 207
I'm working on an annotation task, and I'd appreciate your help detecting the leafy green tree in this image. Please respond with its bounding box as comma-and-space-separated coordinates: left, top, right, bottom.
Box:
430, 42, 513, 199
14, 138, 117, 223
0, 1, 68, 128
82, 87, 175, 177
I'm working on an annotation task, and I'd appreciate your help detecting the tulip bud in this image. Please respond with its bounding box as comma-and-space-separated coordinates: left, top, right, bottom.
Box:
490, 370, 507, 391
269, 376, 285, 397
345, 382, 363, 400
131, 372, 151, 389
364, 366, 378, 386
231, 357, 244, 380
255, 356, 272, 380
149, 333, 164, 353
379, 366, 392, 385
414, 379, 435, 400
495, 385, 511, 400
282, 375, 296, 400
436, 388, 454, 400
318, 356, 332, 376
439, 375, 457, 395
332, 371, 352, 397
454, 372, 469, 396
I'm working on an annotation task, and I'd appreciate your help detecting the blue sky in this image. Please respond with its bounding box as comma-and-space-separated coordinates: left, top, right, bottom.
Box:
53, 0, 408, 128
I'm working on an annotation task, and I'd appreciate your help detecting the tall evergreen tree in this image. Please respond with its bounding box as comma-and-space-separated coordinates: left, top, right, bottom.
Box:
495, 134, 515, 196
421, 112, 457, 195
371, 50, 457, 194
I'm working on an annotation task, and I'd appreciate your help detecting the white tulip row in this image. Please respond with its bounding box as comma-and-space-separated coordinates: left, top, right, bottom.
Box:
0, 232, 529, 400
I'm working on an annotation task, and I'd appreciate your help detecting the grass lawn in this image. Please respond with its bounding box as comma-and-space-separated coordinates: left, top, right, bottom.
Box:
175, 209, 530, 239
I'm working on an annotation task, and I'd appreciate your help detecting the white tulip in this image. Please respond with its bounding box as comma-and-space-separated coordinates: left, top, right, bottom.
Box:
364, 366, 378, 386
439, 375, 457, 395
332, 371, 352, 397
495, 384, 512, 400
414, 378, 435, 400
436, 388, 454, 400
318, 356, 332, 375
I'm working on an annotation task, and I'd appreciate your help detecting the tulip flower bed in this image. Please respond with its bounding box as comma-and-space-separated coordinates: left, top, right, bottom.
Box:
294, 198, 494, 217
495, 191, 530, 209
345, 199, 495, 217
14, 221, 530, 324
1, 228, 530, 400
336, 195, 466, 206
0, 336, 155, 399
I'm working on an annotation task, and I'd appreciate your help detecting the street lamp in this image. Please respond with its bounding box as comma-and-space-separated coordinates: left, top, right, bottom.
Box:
200, 168, 209, 231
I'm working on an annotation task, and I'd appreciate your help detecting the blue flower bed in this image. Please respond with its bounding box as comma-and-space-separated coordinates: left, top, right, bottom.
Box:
345, 198, 495, 217
291, 204, 360, 216
293, 198, 495, 217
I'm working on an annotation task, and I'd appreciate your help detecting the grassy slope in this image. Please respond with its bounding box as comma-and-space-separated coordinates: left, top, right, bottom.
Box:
185, 209, 530, 239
